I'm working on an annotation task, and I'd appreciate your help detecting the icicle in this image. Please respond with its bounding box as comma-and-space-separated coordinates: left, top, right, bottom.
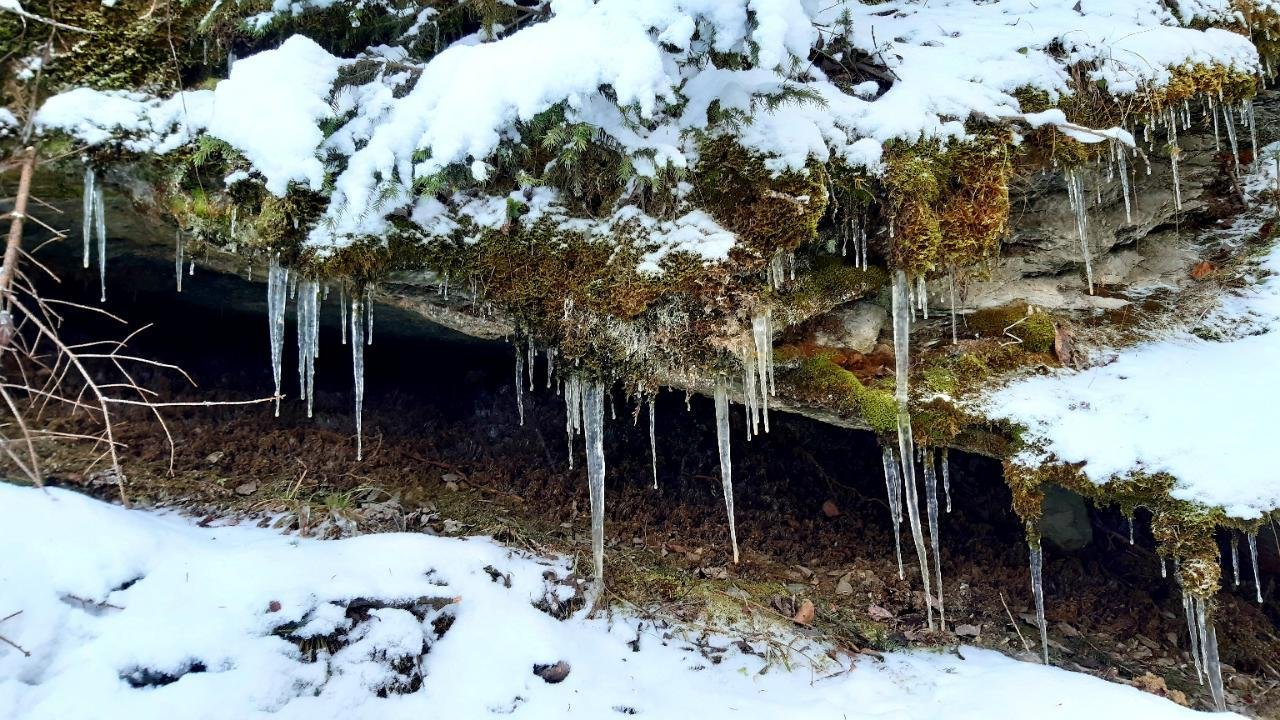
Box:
1223, 103, 1241, 176
1212, 97, 1222, 152
546, 348, 556, 390
1232, 533, 1241, 587
1249, 533, 1262, 603
365, 287, 374, 346
752, 310, 772, 432
715, 376, 739, 564
741, 346, 759, 437
880, 443, 906, 580
564, 374, 583, 469
1170, 108, 1185, 212
515, 343, 525, 426
891, 270, 934, 629
583, 379, 607, 584
1161, 555, 1168, 578
648, 396, 658, 490
1128, 517, 1135, 545
339, 286, 348, 345
175, 231, 184, 293
229, 205, 238, 240
526, 341, 536, 391
1246, 99, 1259, 158
351, 294, 365, 461
940, 448, 952, 513
296, 280, 319, 418
82, 165, 95, 269
1182, 590, 1204, 683
189, 259, 195, 276
1029, 543, 1049, 664
95, 184, 106, 302
916, 277, 929, 318
1114, 140, 1133, 225
1065, 169, 1094, 293
266, 258, 289, 417
923, 449, 945, 628
1201, 604, 1226, 712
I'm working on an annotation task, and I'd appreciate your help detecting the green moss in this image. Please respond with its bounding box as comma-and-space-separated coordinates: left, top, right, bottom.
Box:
775, 350, 898, 433
967, 303, 1057, 354
922, 367, 957, 395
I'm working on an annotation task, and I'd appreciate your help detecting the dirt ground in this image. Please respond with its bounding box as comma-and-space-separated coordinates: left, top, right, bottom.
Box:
8, 252, 1280, 716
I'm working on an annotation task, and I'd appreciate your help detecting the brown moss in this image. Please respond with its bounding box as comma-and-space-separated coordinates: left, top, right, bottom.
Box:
692, 136, 828, 263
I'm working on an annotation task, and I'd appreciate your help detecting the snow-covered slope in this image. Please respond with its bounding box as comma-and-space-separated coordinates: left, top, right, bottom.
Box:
0, 484, 1229, 719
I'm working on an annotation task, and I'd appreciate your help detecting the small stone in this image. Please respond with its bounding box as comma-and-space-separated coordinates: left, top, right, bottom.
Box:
1056, 622, 1080, 638
267, 600, 281, 613
533, 660, 571, 684
835, 576, 854, 596
205, 451, 224, 464
821, 500, 840, 518
955, 623, 981, 638
234, 482, 257, 496
814, 302, 888, 354
792, 599, 815, 626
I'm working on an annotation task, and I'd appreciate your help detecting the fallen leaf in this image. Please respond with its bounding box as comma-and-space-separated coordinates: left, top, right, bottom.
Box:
822, 500, 840, 518
793, 599, 815, 626
1190, 261, 1215, 280
267, 600, 282, 613
867, 604, 894, 621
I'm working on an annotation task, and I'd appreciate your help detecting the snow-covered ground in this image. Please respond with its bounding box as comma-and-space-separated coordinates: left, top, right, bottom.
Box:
0, 484, 1230, 719
984, 147, 1280, 520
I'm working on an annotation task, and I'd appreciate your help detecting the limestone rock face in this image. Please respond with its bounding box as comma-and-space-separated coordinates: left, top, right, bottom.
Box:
814, 302, 887, 354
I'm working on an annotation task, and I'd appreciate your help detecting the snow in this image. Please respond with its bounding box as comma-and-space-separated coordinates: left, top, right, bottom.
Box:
35, 89, 213, 153
207, 35, 343, 196
985, 148, 1280, 519
0, 483, 1233, 719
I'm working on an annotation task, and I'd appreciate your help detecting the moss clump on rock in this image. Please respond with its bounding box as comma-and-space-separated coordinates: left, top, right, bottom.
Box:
774, 348, 898, 434
882, 135, 1012, 277
692, 136, 829, 264
966, 303, 1057, 354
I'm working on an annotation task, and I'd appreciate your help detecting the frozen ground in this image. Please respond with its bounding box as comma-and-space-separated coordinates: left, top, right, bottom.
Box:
0, 483, 1231, 719
985, 146, 1280, 520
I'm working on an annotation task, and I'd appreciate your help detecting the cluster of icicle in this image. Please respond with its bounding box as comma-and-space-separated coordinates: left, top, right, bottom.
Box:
1177, 563, 1227, 712
264, 258, 372, 459
1064, 97, 1260, 296
82, 166, 107, 302
546, 305, 776, 587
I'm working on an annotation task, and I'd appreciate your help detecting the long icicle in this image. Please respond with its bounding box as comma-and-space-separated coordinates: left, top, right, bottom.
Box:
715, 375, 739, 564
880, 442, 905, 579
891, 269, 933, 629
1065, 168, 1094, 294
1249, 533, 1263, 603
266, 258, 289, 417
82, 165, 95, 269
95, 183, 107, 302
351, 293, 365, 461
940, 447, 952, 513
296, 280, 319, 418
515, 342, 525, 426
1030, 542, 1049, 664
648, 395, 658, 490
175, 230, 184, 292
583, 378, 607, 585
923, 448, 945, 628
